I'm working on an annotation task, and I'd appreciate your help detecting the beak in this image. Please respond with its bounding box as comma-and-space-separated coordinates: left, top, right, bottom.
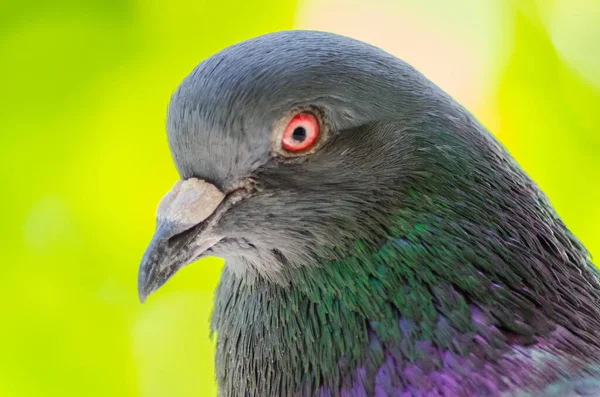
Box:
137, 178, 226, 303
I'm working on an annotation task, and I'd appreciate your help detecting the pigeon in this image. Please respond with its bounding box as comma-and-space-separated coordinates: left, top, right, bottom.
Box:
137, 31, 600, 397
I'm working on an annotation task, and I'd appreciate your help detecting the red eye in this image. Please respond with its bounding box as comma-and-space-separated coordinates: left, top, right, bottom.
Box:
282, 113, 319, 152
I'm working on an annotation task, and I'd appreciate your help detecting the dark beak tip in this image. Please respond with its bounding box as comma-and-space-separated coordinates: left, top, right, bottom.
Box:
137, 268, 158, 304
137, 264, 153, 304
138, 289, 148, 304
137, 256, 173, 305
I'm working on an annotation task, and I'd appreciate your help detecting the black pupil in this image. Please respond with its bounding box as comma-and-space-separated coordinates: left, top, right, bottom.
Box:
292, 126, 307, 142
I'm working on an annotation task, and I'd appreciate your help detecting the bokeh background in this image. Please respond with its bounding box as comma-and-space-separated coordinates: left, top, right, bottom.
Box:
1, 0, 599, 396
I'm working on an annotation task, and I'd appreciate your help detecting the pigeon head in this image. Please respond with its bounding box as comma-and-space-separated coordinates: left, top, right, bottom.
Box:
138, 30, 446, 297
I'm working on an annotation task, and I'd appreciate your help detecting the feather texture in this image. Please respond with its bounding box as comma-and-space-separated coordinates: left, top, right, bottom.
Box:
155, 30, 600, 396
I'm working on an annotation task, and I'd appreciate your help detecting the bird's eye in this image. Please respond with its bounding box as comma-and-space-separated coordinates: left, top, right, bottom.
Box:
281, 113, 319, 152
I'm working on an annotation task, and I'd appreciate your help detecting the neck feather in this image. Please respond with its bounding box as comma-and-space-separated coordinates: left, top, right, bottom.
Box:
211, 209, 600, 396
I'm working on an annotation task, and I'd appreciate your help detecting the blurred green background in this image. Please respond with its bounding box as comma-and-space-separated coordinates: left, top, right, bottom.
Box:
1, 0, 598, 396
